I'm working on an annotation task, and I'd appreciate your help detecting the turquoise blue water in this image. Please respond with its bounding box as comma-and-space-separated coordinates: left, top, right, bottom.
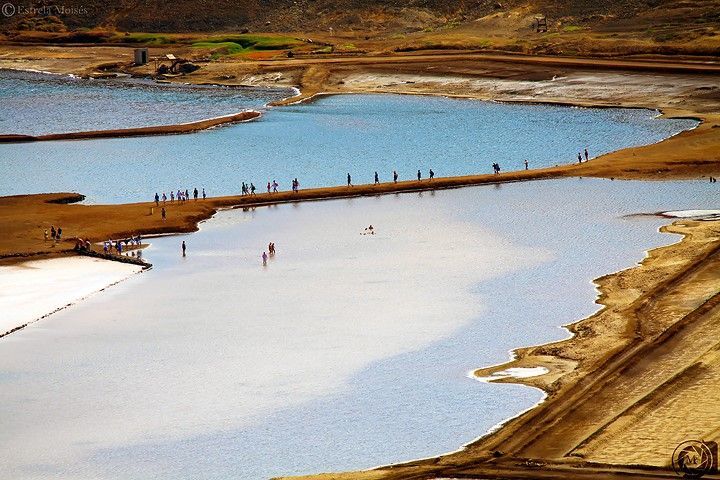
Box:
0, 179, 716, 480
0, 72, 698, 203
0, 69, 292, 135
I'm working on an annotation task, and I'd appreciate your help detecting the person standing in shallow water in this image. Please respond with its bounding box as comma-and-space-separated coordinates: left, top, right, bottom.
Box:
182, 241, 186, 257
262, 251, 268, 266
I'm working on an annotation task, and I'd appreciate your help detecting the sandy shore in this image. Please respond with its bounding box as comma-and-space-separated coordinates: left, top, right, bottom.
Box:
1, 46, 720, 479
0, 255, 141, 337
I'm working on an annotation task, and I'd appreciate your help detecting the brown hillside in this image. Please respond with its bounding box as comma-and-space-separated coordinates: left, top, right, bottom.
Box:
0, 0, 717, 36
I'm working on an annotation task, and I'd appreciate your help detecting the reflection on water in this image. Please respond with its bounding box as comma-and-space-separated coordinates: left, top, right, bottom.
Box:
0, 87, 698, 203
0, 178, 715, 480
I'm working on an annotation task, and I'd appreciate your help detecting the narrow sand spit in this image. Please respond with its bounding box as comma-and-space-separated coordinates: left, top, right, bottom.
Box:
0, 110, 261, 143
0, 256, 141, 337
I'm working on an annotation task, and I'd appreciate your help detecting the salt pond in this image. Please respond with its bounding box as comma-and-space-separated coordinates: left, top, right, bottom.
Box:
0, 178, 715, 480
0, 72, 698, 203
0, 69, 292, 135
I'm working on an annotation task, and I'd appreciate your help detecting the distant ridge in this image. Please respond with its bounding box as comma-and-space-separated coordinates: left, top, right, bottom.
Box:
0, 0, 718, 35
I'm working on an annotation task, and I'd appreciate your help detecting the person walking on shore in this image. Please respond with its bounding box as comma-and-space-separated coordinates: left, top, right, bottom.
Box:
524, 159, 529, 170
272, 180, 279, 193
155, 193, 160, 206
267, 182, 271, 194
161, 207, 166, 221
393, 170, 398, 183
417, 170, 421, 181
202, 188, 206, 200
577, 152, 583, 164
241, 182, 247, 195
374, 171, 379, 184
250, 183, 256, 194
182, 241, 186, 257
162, 193, 167, 204
429, 169, 434, 180
194, 188, 198, 201
584, 148, 589, 162
57, 227, 62, 240
170, 191, 175, 203
347, 173, 352, 187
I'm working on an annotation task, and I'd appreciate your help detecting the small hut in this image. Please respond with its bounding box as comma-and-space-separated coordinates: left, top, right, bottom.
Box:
134, 48, 148, 65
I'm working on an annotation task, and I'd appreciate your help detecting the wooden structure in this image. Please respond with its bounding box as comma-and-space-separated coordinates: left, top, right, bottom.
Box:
534, 15, 548, 33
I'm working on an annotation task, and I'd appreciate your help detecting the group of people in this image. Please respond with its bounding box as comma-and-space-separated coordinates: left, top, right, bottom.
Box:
155, 188, 206, 206
491, 148, 589, 174
103, 236, 143, 255
262, 242, 277, 265
241, 182, 256, 195
74, 238, 92, 251
577, 148, 590, 164
710, 176, 717, 183
241, 179, 300, 195
352, 169, 436, 187
44, 225, 63, 242
362, 225, 375, 235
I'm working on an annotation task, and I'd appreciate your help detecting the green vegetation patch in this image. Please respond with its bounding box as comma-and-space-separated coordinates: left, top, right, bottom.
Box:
192, 34, 302, 55
192, 41, 246, 57
562, 25, 586, 32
